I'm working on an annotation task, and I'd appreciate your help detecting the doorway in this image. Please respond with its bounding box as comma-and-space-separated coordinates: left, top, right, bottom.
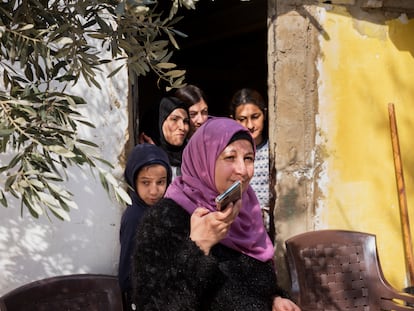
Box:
135, 0, 268, 134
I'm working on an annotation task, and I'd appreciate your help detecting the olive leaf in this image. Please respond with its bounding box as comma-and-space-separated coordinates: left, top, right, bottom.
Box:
0, 0, 197, 220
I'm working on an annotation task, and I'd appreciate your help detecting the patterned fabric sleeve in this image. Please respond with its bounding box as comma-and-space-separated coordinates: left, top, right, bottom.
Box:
249, 140, 270, 230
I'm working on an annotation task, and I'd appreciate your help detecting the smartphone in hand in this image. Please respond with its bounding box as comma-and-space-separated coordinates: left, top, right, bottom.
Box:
215, 180, 242, 211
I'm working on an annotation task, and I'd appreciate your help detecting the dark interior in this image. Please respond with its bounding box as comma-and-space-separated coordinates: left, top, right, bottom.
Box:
136, 0, 267, 130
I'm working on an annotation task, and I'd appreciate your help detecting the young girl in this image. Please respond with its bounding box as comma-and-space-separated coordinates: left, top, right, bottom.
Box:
229, 88, 271, 232
118, 143, 172, 310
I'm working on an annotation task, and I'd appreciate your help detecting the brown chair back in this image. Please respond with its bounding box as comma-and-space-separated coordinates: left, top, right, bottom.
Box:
285, 229, 414, 311
0, 274, 123, 311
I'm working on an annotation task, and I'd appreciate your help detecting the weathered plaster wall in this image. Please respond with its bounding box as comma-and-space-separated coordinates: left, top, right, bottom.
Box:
270, 0, 414, 291
270, 1, 320, 288
317, 5, 414, 289
0, 64, 128, 295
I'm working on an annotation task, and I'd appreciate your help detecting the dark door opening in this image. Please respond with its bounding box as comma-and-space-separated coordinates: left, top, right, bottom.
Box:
136, 0, 267, 138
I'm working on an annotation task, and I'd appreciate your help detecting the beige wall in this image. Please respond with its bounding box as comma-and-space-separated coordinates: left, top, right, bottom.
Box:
271, 1, 414, 290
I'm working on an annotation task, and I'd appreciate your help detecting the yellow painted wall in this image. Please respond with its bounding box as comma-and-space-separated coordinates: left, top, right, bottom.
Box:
318, 6, 414, 289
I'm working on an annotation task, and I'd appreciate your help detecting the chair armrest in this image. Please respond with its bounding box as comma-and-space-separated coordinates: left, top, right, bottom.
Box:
380, 290, 414, 310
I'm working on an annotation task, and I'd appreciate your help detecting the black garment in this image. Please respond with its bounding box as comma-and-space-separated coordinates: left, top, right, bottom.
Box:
118, 143, 171, 310
131, 198, 288, 311
119, 204, 146, 310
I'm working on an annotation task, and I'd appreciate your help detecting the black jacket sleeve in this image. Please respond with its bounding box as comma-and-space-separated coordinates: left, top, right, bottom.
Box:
131, 199, 221, 311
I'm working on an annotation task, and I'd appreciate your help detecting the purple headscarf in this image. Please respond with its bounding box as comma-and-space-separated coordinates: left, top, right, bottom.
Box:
165, 117, 274, 262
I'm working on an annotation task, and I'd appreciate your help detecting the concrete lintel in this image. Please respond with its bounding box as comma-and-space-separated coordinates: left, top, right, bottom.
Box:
360, 0, 382, 9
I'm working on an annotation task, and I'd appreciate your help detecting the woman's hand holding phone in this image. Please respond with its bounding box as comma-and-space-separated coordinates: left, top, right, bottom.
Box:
190, 199, 242, 255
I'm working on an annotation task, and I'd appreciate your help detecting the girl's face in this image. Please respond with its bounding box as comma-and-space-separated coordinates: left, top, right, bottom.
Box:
214, 139, 254, 195
136, 164, 168, 206
162, 108, 190, 146
234, 103, 265, 146
188, 99, 208, 135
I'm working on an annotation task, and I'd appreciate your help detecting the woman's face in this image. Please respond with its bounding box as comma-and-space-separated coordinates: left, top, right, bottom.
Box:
136, 164, 168, 206
188, 99, 208, 135
234, 103, 265, 146
162, 108, 189, 146
214, 139, 254, 194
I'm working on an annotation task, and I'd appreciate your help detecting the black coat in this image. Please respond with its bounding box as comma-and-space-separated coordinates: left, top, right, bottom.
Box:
131, 198, 288, 311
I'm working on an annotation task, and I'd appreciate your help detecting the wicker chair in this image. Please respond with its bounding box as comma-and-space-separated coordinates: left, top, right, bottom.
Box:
285, 229, 414, 311
0, 274, 123, 311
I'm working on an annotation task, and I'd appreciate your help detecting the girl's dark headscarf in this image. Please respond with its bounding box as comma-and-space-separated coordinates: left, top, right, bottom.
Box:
139, 96, 188, 167
125, 143, 172, 207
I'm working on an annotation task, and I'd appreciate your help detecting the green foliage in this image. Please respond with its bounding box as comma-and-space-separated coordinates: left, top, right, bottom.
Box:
0, 0, 197, 220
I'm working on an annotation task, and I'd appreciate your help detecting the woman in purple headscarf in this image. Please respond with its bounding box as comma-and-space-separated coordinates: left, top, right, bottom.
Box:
131, 117, 300, 311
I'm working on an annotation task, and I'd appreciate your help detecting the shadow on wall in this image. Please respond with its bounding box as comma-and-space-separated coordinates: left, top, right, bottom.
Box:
0, 166, 122, 296
388, 18, 414, 55
0, 51, 127, 296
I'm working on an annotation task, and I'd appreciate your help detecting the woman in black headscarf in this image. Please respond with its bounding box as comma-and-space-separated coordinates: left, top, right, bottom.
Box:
139, 96, 190, 180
